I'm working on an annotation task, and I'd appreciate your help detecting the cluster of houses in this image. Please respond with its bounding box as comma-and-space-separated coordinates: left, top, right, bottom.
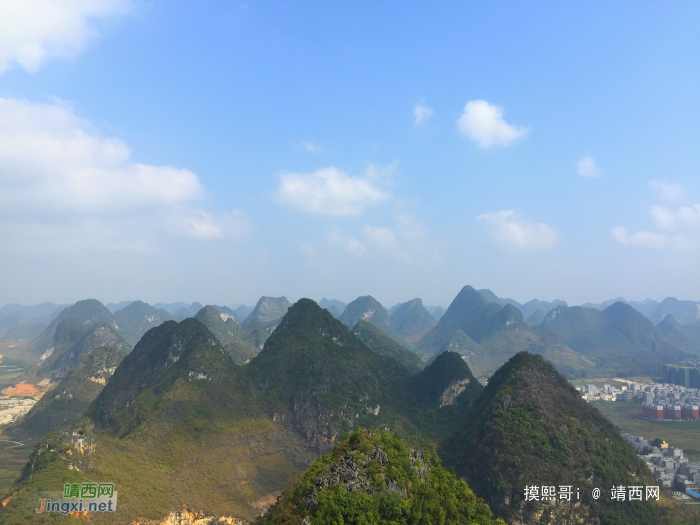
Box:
623, 433, 700, 490
576, 381, 649, 402
0, 397, 35, 425
577, 380, 700, 420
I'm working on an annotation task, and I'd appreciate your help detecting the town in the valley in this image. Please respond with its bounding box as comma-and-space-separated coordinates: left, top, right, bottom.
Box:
577, 369, 700, 499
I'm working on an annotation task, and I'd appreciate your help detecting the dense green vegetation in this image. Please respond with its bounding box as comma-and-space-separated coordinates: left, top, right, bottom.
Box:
351, 319, 425, 374
440, 352, 659, 524
257, 429, 504, 525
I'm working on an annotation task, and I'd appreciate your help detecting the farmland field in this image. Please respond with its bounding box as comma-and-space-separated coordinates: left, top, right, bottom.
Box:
591, 401, 700, 462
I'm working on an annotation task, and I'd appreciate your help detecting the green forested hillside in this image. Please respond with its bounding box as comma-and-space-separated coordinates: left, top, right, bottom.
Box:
439, 352, 659, 524
258, 429, 504, 525
29, 299, 117, 357
351, 319, 424, 374
656, 314, 700, 354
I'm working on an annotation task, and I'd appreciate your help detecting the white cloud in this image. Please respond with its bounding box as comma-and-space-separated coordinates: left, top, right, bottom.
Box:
649, 180, 685, 202
166, 210, 250, 240
276, 165, 389, 216
301, 141, 324, 154
413, 101, 433, 126
0, 0, 133, 73
650, 204, 700, 231
577, 156, 600, 177
324, 210, 440, 264
457, 100, 528, 148
0, 98, 202, 215
0, 98, 248, 245
477, 210, 557, 250
613, 203, 699, 250
611, 227, 689, 250
344, 238, 366, 256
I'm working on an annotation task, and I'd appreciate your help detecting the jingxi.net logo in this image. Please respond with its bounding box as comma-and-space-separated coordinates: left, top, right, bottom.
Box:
35, 482, 117, 515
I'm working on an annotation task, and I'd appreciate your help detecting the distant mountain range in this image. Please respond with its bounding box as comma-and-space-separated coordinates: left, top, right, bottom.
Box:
2, 286, 696, 390
242, 296, 290, 326
6, 298, 683, 523
416, 286, 594, 378
542, 302, 695, 375
581, 297, 700, 325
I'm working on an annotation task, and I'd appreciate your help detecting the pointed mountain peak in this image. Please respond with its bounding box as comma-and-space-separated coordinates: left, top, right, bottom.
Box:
389, 298, 437, 341
339, 295, 401, 341
86, 318, 231, 436
195, 304, 258, 364
242, 296, 290, 325
440, 352, 657, 524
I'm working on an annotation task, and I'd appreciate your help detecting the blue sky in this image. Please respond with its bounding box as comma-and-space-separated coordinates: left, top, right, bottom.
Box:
0, 1, 698, 307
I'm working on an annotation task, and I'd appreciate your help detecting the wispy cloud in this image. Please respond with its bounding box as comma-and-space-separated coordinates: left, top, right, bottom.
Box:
165, 210, 249, 240
577, 156, 600, 177
413, 100, 433, 126
457, 100, 528, 148
364, 225, 399, 251
328, 230, 366, 257
301, 140, 324, 154
612, 203, 699, 250
477, 210, 557, 250
324, 212, 440, 264
276, 165, 391, 216
649, 180, 685, 202
0, 0, 133, 73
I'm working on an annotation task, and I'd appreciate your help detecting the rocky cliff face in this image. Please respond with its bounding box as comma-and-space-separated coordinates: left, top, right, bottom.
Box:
133, 506, 247, 525
47, 323, 131, 382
